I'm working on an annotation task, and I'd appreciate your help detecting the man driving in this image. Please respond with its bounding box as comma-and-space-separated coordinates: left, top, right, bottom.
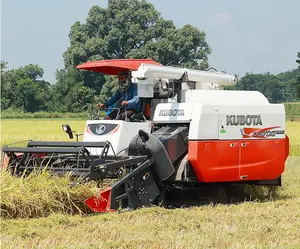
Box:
98, 70, 141, 120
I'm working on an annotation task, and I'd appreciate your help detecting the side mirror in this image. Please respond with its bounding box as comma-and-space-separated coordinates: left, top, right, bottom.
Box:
138, 130, 149, 143
62, 124, 73, 139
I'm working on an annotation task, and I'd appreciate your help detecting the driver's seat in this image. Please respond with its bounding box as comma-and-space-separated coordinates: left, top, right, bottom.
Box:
128, 100, 150, 122
130, 112, 146, 122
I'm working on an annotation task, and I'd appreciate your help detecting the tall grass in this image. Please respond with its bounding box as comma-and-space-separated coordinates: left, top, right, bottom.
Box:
0, 168, 281, 220
0, 169, 98, 219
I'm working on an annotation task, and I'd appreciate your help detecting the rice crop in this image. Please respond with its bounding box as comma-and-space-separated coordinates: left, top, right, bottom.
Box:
0, 119, 299, 248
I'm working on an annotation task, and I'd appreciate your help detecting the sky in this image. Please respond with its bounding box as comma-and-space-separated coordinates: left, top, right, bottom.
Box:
1, 0, 299, 83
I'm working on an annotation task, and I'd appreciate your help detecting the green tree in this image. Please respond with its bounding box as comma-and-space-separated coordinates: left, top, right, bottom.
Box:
1, 63, 51, 112
50, 67, 96, 112
49, 67, 84, 112
17, 79, 43, 112
232, 69, 300, 103
1, 61, 11, 110
277, 68, 300, 102
1, 61, 8, 73
97, 76, 119, 104
62, 0, 211, 100
68, 86, 95, 112
234, 73, 284, 103
64, 0, 210, 68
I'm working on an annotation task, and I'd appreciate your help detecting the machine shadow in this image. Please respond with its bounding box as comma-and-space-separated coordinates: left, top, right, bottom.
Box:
161, 184, 291, 209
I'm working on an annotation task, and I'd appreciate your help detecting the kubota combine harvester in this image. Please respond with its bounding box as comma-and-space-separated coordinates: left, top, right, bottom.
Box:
2, 59, 289, 212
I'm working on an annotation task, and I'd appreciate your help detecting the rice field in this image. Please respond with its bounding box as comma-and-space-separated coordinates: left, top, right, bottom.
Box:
0, 119, 300, 249
286, 121, 300, 156
1, 119, 86, 147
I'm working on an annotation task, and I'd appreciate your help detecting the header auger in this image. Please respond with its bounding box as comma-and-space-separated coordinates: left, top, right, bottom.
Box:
2, 59, 289, 213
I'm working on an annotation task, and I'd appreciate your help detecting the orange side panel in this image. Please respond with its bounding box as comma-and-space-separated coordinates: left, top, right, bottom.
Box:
188, 140, 240, 182
188, 139, 287, 183
285, 135, 289, 160
239, 139, 286, 180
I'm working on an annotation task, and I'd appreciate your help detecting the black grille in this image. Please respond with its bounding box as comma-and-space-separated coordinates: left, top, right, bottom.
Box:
88, 124, 118, 135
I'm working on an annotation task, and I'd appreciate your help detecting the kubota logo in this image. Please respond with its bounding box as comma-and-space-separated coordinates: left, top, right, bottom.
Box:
227, 115, 262, 126
95, 125, 106, 135
241, 126, 285, 138
159, 109, 185, 116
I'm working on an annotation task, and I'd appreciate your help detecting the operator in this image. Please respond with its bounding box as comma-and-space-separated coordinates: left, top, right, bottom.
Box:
98, 70, 141, 120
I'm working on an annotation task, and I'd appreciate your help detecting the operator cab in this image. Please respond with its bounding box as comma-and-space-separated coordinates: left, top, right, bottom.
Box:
90, 98, 149, 122
75, 59, 236, 156
63, 98, 152, 156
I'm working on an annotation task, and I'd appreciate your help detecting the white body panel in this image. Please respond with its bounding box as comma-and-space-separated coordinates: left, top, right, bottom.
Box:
217, 104, 286, 140
153, 103, 194, 123
188, 104, 220, 140
188, 104, 286, 140
153, 90, 286, 141
82, 120, 152, 155
182, 90, 269, 104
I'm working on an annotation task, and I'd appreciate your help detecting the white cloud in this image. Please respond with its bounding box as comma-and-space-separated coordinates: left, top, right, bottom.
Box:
209, 12, 233, 26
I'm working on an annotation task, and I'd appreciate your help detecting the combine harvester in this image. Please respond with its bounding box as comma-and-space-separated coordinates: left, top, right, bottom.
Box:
2, 59, 289, 212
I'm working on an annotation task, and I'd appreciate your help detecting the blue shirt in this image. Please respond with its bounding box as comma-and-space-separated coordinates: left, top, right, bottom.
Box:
105, 83, 141, 111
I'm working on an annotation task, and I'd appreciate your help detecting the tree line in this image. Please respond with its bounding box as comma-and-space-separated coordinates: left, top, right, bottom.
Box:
226, 64, 300, 103
1, 0, 300, 113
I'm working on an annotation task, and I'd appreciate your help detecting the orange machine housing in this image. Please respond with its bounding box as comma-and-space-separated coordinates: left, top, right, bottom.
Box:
188, 136, 289, 183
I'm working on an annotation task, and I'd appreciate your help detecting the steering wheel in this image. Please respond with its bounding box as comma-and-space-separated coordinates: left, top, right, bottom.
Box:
91, 98, 128, 120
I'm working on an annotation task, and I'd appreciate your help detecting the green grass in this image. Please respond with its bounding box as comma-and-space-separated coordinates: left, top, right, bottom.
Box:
1, 119, 86, 147
286, 121, 300, 156
1, 119, 300, 248
284, 102, 300, 117
0, 111, 92, 119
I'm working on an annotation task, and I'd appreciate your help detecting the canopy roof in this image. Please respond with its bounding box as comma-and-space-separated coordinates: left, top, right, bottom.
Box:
76, 59, 161, 75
